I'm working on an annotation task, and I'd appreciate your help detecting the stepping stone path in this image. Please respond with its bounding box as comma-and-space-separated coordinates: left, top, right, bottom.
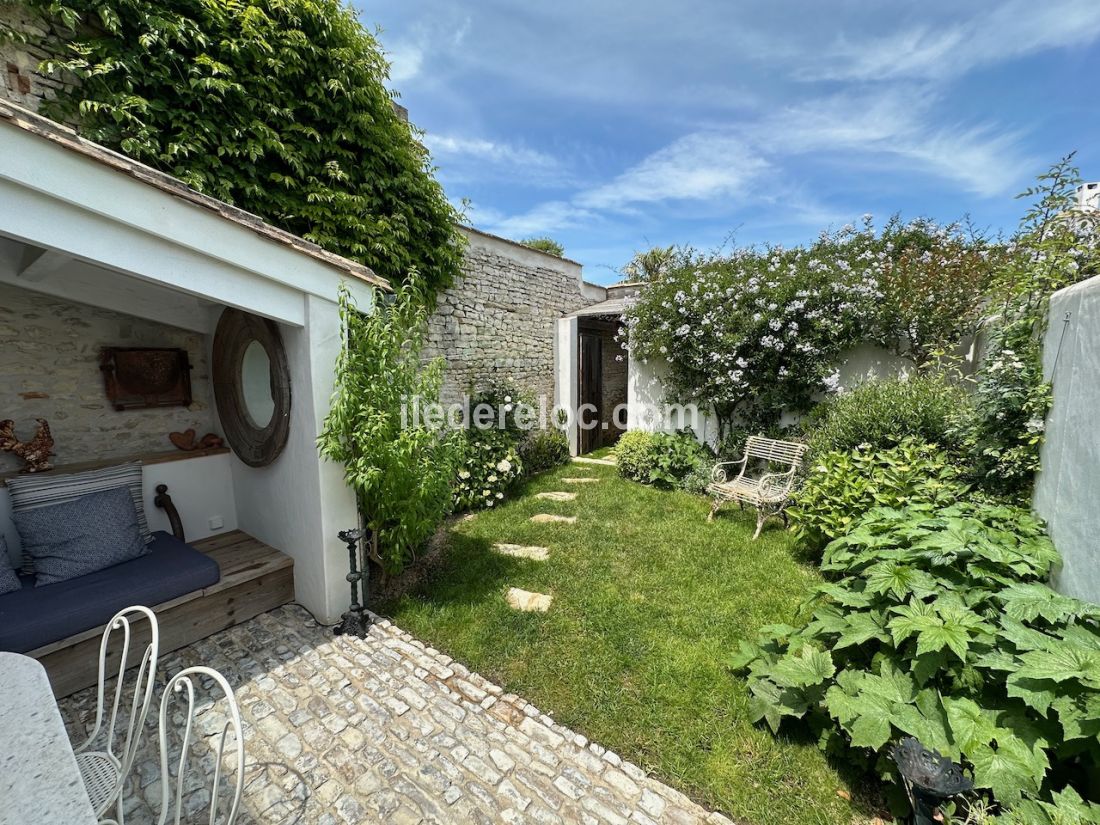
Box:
561, 477, 600, 484
535, 491, 577, 502
506, 587, 553, 612
493, 543, 550, 561
530, 513, 577, 524
572, 456, 616, 466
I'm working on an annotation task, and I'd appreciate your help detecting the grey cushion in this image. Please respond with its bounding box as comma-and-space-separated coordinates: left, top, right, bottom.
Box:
14, 486, 150, 586
7, 461, 151, 573
0, 536, 19, 596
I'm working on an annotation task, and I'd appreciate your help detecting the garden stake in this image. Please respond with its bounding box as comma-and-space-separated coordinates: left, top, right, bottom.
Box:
335, 527, 372, 638
892, 737, 973, 825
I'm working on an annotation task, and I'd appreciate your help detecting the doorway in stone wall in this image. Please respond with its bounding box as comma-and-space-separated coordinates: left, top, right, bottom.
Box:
576, 317, 627, 455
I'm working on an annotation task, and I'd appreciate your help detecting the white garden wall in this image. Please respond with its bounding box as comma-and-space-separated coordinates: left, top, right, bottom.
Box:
1034, 275, 1100, 605
625, 342, 916, 449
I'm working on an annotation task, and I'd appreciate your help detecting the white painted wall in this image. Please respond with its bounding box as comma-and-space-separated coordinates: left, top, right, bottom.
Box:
229, 293, 360, 623
623, 342, 922, 450
1034, 275, 1100, 605
555, 317, 580, 455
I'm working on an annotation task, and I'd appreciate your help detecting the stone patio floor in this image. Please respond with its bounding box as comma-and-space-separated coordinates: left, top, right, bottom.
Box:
59, 605, 734, 825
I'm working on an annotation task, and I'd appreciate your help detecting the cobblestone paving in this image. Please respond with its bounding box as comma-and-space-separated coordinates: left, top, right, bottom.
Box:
59, 605, 734, 825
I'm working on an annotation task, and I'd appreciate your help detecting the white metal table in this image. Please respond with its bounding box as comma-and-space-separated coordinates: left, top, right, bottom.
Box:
0, 652, 97, 825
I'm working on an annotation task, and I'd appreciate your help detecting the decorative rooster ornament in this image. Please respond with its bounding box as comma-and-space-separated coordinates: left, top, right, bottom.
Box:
0, 418, 55, 473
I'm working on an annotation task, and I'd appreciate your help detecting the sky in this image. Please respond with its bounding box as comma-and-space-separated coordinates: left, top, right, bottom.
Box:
365, 1, 1100, 285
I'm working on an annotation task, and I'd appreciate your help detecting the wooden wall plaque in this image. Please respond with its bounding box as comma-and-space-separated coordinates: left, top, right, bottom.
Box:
100, 347, 193, 411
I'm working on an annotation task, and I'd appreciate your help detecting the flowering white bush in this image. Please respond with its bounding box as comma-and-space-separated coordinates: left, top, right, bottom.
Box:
622, 218, 994, 444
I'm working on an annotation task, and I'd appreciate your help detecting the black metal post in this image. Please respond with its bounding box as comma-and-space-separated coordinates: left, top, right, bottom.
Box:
892, 737, 973, 825
334, 527, 372, 638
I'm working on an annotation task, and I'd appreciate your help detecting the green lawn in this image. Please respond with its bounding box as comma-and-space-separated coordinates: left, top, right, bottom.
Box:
381, 462, 873, 824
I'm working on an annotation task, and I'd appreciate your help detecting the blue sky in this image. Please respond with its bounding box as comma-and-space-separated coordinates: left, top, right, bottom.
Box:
366, 1, 1100, 285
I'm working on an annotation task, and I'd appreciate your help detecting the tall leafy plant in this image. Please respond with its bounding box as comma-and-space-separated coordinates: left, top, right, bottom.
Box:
964, 157, 1100, 501
23, 0, 464, 294
733, 502, 1100, 819
319, 283, 460, 572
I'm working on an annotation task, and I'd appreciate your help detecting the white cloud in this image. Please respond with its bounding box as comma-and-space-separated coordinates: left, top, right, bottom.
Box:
751, 88, 1032, 197
481, 200, 596, 238
426, 135, 562, 172
577, 133, 770, 210
424, 133, 576, 188
801, 0, 1100, 82
386, 39, 424, 84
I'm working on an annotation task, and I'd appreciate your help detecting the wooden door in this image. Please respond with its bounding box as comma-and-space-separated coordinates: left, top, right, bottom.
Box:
578, 333, 602, 454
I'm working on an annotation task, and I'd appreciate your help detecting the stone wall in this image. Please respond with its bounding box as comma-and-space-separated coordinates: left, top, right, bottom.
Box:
0, 3, 72, 112
424, 227, 603, 407
0, 283, 216, 471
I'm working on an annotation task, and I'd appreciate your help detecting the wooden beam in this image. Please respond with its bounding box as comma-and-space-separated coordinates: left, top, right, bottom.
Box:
17, 246, 70, 281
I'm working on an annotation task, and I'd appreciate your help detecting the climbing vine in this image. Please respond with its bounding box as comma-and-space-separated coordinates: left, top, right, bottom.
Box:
19, 0, 465, 294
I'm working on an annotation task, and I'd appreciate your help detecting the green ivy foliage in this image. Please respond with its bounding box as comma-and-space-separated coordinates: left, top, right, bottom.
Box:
731, 502, 1100, 820
26, 0, 464, 294
318, 284, 462, 572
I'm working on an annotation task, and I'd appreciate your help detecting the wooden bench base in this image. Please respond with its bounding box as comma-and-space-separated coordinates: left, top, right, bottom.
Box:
29, 531, 294, 698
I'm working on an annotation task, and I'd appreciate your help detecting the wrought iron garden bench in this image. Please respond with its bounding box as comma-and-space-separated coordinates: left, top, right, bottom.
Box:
707, 435, 809, 539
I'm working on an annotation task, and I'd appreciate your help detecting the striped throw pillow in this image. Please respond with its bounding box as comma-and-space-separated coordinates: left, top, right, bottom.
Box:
7, 461, 152, 574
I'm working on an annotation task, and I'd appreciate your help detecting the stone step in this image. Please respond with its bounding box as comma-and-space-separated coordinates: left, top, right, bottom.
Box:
506, 588, 553, 612
572, 456, 616, 466
530, 514, 577, 525
535, 491, 577, 502
561, 477, 600, 484
493, 543, 550, 561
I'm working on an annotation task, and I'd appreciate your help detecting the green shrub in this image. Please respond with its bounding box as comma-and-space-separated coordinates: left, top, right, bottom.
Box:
731, 501, 1100, 818
519, 429, 570, 476
453, 428, 523, 511
319, 284, 461, 573
805, 371, 972, 461
647, 430, 714, 488
29, 0, 465, 294
789, 438, 967, 551
616, 429, 712, 488
616, 430, 657, 482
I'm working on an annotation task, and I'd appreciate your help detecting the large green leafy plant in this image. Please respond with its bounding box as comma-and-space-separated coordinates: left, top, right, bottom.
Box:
789, 438, 967, 552
318, 284, 460, 572
732, 502, 1100, 819
22, 0, 464, 294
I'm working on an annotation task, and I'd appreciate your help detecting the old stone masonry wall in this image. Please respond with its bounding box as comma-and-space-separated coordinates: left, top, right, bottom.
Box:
424, 227, 604, 407
0, 3, 72, 113
0, 283, 216, 471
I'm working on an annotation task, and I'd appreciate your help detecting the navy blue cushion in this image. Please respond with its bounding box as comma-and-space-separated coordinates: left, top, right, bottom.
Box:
0, 536, 19, 596
14, 486, 148, 586
0, 532, 220, 654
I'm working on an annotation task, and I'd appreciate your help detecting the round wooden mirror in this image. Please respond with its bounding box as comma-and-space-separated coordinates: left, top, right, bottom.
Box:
212, 309, 291, 467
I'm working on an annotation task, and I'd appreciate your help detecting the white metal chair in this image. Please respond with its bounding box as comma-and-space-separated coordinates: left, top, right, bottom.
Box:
157, 666, 244, 825
707, 435, 809, 538
74, 605, 160, 825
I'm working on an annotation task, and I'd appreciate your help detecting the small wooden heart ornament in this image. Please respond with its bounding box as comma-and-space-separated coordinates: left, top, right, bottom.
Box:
198, 433, 225, 449
169, 429, 197, 451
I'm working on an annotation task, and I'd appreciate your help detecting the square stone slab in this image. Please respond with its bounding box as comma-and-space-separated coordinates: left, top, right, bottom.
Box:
561, 477, 600, 484
530, 514, 577, 524
535, 491, 577, 502
494, 543, 550, 561
506, 588, 553, 612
